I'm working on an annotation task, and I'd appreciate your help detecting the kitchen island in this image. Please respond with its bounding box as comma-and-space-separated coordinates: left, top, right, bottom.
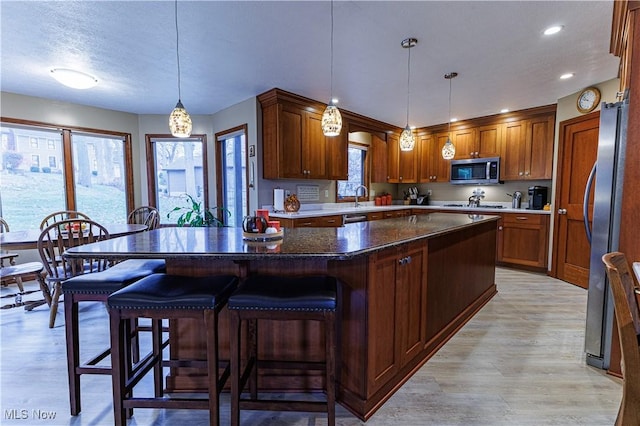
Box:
65, 213, 499, 420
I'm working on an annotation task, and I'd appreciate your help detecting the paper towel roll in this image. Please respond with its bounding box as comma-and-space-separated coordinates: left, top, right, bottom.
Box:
273, 189, 285, 212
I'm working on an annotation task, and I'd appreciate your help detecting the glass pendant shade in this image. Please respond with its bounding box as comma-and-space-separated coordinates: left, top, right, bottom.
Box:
442, 137, 456, 159
399, 126, 415, 151
322, 103, 342, 137
169, 100, 192, 138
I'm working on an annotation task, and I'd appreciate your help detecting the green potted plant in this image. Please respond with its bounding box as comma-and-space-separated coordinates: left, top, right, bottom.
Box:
167, 194, 229, 227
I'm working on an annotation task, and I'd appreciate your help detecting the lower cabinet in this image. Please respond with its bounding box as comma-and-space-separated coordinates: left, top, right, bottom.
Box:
277, 214, 343, 228
497, 213, 549, 269
366, 241, 426, 396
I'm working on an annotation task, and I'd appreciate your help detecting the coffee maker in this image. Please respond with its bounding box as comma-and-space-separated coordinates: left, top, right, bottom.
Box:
528, 186, 548, 210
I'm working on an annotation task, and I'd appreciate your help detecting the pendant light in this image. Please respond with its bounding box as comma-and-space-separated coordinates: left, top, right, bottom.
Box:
399, 38, 417, 151
169, 0, 192, 138
321, 0, 342, 137
442, 72, 458, 159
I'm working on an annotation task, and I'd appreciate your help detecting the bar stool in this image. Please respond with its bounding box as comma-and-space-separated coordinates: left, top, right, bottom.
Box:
62, 259, 166, 415
108, 273, 238, 426
228, 274, 338, 426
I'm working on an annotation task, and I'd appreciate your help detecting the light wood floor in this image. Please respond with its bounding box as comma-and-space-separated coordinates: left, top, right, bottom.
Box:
0, 267, 621, 425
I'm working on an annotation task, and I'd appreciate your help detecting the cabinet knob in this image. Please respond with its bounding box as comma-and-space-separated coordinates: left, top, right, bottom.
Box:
498, 226, 503, 231
558, 208, 567, 215
519, 172, 524, 176
399, 176, 403, 181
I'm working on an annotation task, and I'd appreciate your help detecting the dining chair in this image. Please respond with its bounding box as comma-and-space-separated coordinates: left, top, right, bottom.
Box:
127, 206, 160, 230
37, 218, 110, 328
0, 217, 46, 299
0, 217, 19, 267
39, 210, 91, 230
602, 252, 640, 426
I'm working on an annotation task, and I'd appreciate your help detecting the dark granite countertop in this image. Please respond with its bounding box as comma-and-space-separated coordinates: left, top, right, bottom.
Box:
64, 213, 499, 261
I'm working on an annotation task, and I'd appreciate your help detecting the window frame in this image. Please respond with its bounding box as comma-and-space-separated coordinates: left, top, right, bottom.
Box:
215, 124, 249, 227
145, 133, 209, 226
1, 116, 135, 217
336, 141, 370, 203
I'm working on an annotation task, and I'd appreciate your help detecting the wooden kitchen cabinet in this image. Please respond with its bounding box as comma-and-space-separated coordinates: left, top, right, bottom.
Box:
500, 114, 554, 180
258, 88, 347, 180
417, 132, 450, 183
497, 213, 549, 269
452, 127, 478, 159
367, 241, 426, 396
277, 214, 343, 228
387, 131, 418, 183
371, 134, 388, 183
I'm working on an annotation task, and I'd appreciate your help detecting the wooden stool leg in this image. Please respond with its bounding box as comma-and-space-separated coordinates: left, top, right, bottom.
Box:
325, 312, 336, 426
205, 310, 220, 426
64, 295, 81, 415
110, 310, 127, 426
151, 319, 163, 398
130, 318, 140, 364
248, 318, 258, 400
49, 282, 62, 328
230, 311, 241, 426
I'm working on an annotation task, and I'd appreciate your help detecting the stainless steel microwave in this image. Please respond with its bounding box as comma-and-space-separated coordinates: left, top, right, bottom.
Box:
450, 157, 501, 185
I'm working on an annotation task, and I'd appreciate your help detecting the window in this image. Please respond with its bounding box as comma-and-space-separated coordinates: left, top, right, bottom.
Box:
72, 132, 128, 225
215, 125, 249, 227
146, 134, 208, 226
337, 143, 369, 202
0, 121, 134, 231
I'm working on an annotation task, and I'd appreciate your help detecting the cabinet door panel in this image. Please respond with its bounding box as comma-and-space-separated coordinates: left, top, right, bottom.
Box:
368, 251, 400, 396
433, 133, 452, 182
526, 115, 554, 179
500, 120, 526, 180
371, 134, 389, 183
280, 105, 304, 178
304, 111, 328, 179
398, 244, 426, 366
452, 128, 477, 159
417, 133, 432, 182
387, 133, 400, 183
327, 128, 348, 180
477, 123, 503, 157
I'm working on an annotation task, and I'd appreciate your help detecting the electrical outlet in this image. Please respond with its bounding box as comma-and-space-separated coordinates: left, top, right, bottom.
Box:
427, 189, 432, 196
285, 190, 291, 197
325, 190, 329, 198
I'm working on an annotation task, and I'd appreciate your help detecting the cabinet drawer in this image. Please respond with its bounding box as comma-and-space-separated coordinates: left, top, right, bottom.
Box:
502, 213, 545, 225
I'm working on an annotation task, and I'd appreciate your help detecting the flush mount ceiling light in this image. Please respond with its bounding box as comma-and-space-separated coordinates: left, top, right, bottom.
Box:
543, 25, 563, 36
321, 0, 342, 137
399, 37, 417, 152
169, 0, 192, 138
560, 72, 575, 80
49, 68, 98, 89
442, 72, 458, 160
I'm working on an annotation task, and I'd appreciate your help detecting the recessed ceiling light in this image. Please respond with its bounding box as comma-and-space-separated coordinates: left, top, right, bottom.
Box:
50, 68, 98, 89
450, 118, 458, 123
331, 98, 339, 104
543, 25, 563, 36
560, 73, 575, 80
500, 108, 510, 113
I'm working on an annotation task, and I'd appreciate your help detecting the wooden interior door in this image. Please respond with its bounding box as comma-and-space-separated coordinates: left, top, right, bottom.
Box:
552, 112, 600, 288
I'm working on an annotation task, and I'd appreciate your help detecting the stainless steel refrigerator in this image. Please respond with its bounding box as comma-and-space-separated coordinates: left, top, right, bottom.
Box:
584, 99, 629, 369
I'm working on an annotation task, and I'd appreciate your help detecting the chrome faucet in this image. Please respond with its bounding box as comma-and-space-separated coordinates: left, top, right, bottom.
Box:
354, 185, 368, 207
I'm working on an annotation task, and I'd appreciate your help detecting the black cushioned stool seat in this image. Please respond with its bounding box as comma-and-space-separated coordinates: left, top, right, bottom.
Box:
61, 258, 166, 416
108, 273, 238, 426
228, 275, 338, 426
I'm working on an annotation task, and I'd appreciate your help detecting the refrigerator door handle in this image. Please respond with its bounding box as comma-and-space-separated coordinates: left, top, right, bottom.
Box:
583, 162, 597, 244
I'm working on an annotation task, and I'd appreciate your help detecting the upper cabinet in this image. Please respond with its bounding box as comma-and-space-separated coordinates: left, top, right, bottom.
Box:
418, 132, 450, 183
371, 134, 389, 183
258, 89, 347, 180
500, 114, 554, 180
387, 131, 418, 183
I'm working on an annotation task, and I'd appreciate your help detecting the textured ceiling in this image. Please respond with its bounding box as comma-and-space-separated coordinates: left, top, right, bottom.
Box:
0, 1, 620, 128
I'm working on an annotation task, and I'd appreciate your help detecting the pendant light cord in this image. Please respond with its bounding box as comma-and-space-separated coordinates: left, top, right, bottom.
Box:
175, 0, 182, 101
448, 73, 452, 135
406, 43, 411, 126
330, 0, 334, 102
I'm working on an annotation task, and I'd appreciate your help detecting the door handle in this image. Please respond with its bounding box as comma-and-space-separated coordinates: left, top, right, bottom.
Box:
558, 209, 567, 215
583, 162, 597, 244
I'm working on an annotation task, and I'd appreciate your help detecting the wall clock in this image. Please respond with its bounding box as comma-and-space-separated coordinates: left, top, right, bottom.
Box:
576, 87, 601, 113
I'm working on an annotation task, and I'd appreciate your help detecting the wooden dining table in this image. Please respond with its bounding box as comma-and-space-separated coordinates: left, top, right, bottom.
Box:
0, 223, 147, 312
0, 223, 147, 250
